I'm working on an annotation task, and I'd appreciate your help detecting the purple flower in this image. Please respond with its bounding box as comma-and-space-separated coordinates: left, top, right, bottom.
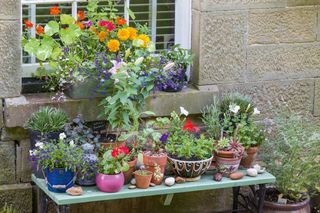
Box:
160, 133, 169, 143
83, 20, 92, 27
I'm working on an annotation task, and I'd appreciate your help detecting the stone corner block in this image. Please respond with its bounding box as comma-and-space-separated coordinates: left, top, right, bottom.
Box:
0, 141, 16, 185
0, 99, 3, 128
314, 78, 320, 116
0, 0, 21, 20
16, 140, 32, 183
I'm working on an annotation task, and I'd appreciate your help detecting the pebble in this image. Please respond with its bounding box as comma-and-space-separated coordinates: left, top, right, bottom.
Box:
247, 168, 258, 177
230, 172, 244, 180
149, 183, 156, 187
175, 176, 186, 184
130, 178, 136, 185
213, 173, 222, 182
165, 177, 175, 187
128, 185, 137, 189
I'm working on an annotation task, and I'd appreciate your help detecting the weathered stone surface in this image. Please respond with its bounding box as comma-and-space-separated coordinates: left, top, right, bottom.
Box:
192, 0, 286, 11
0, 99, 3, 128
1, 127, 29, 141
249, 7, 317, 44
247, 43, 320, 81
0, 21, 21, 98
0, 183, 32, 213
218, 79, 315, 117
314, 78, 320, 116
287, 0, 320, 6
0, 141, 15, 184
16, 140, 32, 183
192, 11, 247, 85
0, 0, 20, 20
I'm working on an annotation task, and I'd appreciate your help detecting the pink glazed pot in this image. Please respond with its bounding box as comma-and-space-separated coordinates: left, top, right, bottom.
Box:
96, 172, 124, 193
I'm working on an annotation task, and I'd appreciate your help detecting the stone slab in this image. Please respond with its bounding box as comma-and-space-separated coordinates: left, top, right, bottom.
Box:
192, 11, 247, 86
249, 7, 317, 44
16, 140, 32, 183
0, 99, 3, 128
0, 20, 21, 98
314, 78, 320, 116
247, 43, 320, 81
287, 0, 320, 6
218, 79, 315, 117
0, 0, 20, 20
0, 141, 15, 184
0, 183, 32, 213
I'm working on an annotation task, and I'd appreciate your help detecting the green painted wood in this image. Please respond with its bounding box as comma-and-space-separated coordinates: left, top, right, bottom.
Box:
163, 194, 174, 206
32, 171, 275, 206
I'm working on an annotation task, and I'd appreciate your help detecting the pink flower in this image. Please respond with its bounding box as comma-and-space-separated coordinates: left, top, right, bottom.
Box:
99, 20, 115, 32
109, 60, 122, 75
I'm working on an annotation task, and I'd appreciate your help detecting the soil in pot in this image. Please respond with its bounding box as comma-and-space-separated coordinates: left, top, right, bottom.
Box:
143, 152, 167, 185
123, 158, 137, 184
240, 146, 259, 168
134, 170, 153, 189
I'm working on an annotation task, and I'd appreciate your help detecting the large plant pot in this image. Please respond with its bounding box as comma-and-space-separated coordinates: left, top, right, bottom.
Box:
143, 153, 167, 185
96, 172, 124, 193
216, 156, 241, 177
45, 168, 75, 193
134, 170, 153, 189
240, 146, 259, 168
29, 129, 61, 149
167, 156, 213, 180
264, 197, 310, 213
123, 158, 137, 184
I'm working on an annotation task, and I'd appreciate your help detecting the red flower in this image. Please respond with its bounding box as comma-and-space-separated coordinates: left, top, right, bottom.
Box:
77, 10, 85, 21
116, 17, 126, 25
119, 145, 129, 155
36, 25, 44, 34
111, 148, 119, 158
50, 6, 61, 16
182, 119, 200, 133
99, 20, 115, 32
24, 20, 33, 28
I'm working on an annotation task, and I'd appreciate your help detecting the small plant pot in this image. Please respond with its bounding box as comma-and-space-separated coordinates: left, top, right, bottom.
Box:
216, 156, 242, 177
29, 129, 61, 149
264, 197, 310, 213
143, 153, 167, 185
123, 158, 137, 184
76, 170, 96, 186
45, 168, 75, 193
134, 170, 153, 189
240, 146, 259, 168
96, 172, 124, 193
215, 150, 236, 158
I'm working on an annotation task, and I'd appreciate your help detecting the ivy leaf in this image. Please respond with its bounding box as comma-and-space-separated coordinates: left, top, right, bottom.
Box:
44, 21, 59, 36
24, 38, 40, 55
36, 44, 53, 61
60, 14, 75, 25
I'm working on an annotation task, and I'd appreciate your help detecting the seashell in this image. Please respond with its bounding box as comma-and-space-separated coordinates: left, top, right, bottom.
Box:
175, 176, 186, 184
247, 168, 258, 177
149, 183, 156, 187
66, 187, 83, 196
253, 164, 261, 171
258, 168, 266, 174
230, 172, 244, 180
213, 173, 222, 182
128, 185, 136, 189
165, 177, 175, 187
130, 178, 136, 185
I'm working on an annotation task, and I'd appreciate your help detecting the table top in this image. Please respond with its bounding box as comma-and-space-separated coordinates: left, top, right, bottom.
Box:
32, 171, 275, 206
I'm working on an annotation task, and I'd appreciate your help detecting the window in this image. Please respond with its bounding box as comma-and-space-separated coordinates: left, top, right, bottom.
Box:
21, 0, 191, 77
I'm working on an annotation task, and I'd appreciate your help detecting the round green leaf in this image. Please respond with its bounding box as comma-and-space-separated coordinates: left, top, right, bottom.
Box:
36, 44, 53, 61
60, 14, 75, 25
24, 38, 40, 55
44, 21, 59, 36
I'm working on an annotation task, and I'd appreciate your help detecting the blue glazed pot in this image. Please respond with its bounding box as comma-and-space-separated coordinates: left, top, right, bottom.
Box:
45, 168, 75, 193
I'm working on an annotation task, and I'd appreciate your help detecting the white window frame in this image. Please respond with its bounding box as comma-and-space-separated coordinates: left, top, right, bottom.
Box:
21, 0, 192, 77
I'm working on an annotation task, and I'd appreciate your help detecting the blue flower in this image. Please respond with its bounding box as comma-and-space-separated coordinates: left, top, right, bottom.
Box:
160, 133, 169, 143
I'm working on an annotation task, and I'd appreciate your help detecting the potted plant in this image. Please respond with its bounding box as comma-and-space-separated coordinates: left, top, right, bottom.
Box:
156, 45, 193, 92
261, 112, 320, 212
25, 106, 69, 148
96, 145, 130, 193
123, 140, 139, 184
134, 170, 153, 189
30, 133, 83, 193
165, 108, 214, 181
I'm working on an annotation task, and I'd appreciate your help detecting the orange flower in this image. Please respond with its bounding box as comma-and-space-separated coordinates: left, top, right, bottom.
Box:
138, 34, 150, 48
50, 6, 60, 16
98, 31, 108, 42
127, 27, 137, 40
76, 21, 85, 30
117, 28, 130, 41
36, 25, 44, 34
24, 20, 33, 28
77, 10, 85, 21
107, 39, 120, 52
116, 17, 126, 26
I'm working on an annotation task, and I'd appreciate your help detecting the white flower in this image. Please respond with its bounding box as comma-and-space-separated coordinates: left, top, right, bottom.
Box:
69, 140, 75, 147
180, 106, 189, 116
59, 133, 66, 140
253, 107, 260, 115
35, 142, 44, 149
114, 78, 120, 84
29, 150, 34, 156
163, 62, 175, 71
134, 57, 144, 65
229, 104, 240, 114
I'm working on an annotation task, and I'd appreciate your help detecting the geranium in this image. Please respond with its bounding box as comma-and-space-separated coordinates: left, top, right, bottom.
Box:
116, 17, 126, 25
50, 6, 61, 16
111, 148, 118, 158
99, 20, 115, 32
77, 10, 85, 21
117, 28, 130, 41
36, 25, 44, 34
137, 34, 150, 47
24, 20, 33, 28
183, 119, 200, 133
107, 39, 120, 52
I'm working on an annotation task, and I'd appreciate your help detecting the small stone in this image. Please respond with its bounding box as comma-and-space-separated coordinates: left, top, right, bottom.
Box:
247, 168, 258, 177
66, 187, 83, 196
230, 172, 244, 180
130, 178, 136, 185
128, 185, 136, 189
149, 183, 156, 187
213, 173, 222, 182
175, 176, 186, 184
165, 177, 175, 187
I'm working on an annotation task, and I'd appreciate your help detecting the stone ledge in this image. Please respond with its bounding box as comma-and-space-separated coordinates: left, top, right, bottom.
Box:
3, 86, 218, 128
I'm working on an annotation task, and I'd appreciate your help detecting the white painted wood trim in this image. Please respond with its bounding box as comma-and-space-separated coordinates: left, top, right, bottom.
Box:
174, 0, 192, 49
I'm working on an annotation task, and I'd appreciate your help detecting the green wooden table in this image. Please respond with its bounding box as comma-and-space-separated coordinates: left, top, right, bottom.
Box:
32, 171, 275, 213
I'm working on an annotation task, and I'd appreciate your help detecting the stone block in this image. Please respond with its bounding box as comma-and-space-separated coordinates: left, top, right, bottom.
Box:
16, 140, 32, 183
0, 183, 32, 213
1, 127, 29, 141
191, 11, 247, 86
0, 141, 15, 184
192, 0, 286, 11
0, 21, 21, 98
0, 0, 20, 20
314, 78, 320, 116
287, 0, 320, 6
218, 79, 315, 117
249, 7, 317, 44
0, 99, 3, 128
247, 43, 320, 81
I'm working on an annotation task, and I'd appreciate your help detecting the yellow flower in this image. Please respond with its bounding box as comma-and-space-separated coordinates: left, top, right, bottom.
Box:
117, 28, 130, 41
107, 39, 120, 52
98, 31, 108, 42
138, 34, 150, 48
127, 27, 137, 40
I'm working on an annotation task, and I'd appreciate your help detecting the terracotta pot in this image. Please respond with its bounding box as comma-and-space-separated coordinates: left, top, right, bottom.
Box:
216, 156, 242, 177
123, 158, 137, 184
216, 150, 236, 158
134, 170, 153, 189
264, 197, 310, 213
143, 153, 167, 185
240, 146, 259, 168
96, 172, 124, 193
100, 141, 125, 149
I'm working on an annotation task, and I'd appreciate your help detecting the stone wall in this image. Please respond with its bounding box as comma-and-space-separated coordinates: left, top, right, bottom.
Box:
191, 0, 320, 116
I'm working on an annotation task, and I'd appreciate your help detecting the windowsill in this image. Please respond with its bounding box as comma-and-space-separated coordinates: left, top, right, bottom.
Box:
3, 85, 218, 128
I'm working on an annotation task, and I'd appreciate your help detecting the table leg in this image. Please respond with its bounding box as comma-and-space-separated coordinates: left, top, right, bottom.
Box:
55, 205, 70, 213
39, 190, 49, 213
232, 186, 240, 213
257, 184, 266, 213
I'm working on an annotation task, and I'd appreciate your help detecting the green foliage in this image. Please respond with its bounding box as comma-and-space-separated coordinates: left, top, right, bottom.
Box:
98, 149, 129, 175
160, 44, 193, 69
135, 170, 152, 176
0, 204, 16, 213
24, 107, 69, 133
261, 111, 320, 202
220, 93, 254, 115
201, 97, 222, 139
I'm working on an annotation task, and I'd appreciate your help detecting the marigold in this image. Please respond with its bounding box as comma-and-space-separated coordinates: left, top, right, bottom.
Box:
50, 6, 60, 16
77, 10, 85, 21
127, 27, 137, 40
36, 25, 44, 34
24, 20, 33, 28
98, 31, 107, 42
76, 21, 85, 30
117, 28, 130, 41
107, 39, 120, 53
138, 34, 150, 48
116, 17, 126, 25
